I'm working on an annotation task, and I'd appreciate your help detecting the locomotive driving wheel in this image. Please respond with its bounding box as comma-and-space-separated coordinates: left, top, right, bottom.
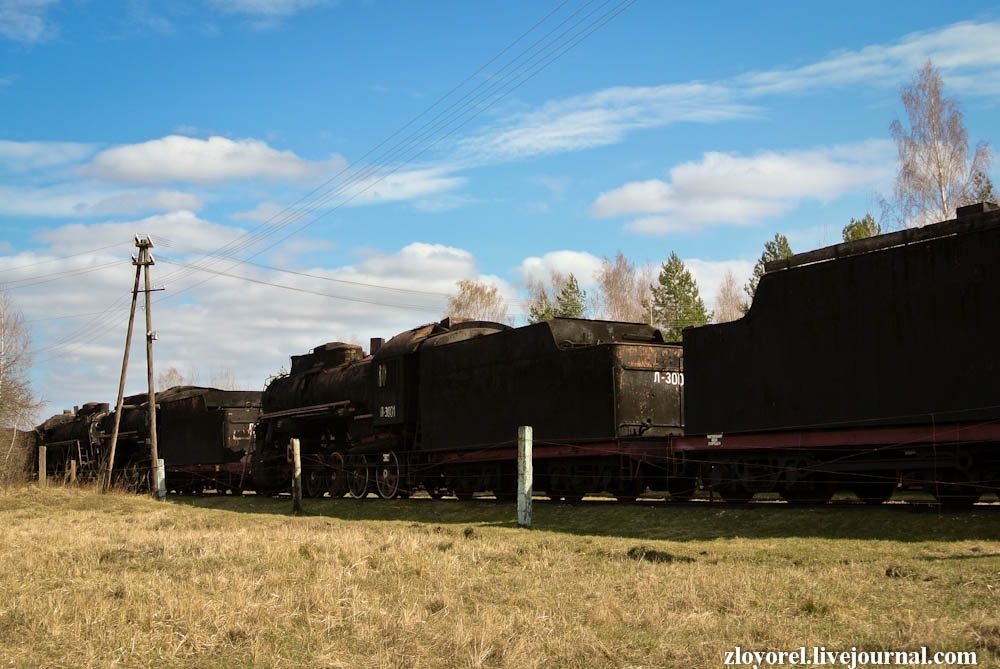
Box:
304, 466, 328, 498
327, 452, 347, 499
376, 451, 403, 499
347, 455, 370, 499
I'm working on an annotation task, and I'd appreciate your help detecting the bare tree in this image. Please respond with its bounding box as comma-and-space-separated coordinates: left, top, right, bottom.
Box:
884, 61, 993, 228
209, 367, 239, 390
0, 288, 40, 430
593, 252, 653, 323
713, 269, 744, 323
445, 279, 509, 323
157, 365, 197, 390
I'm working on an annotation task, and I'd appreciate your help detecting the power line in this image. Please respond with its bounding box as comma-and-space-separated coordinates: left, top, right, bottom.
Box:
31, 0, 635, 357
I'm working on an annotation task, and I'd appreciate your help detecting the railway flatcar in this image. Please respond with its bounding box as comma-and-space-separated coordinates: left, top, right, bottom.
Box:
675, 201, 1000, 506
253, 318, 684, 500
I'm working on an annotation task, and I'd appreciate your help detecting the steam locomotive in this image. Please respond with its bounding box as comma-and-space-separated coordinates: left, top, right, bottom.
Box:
33, 202, 1000, 505
251, 318, 683, 501
34, 386, 260, 493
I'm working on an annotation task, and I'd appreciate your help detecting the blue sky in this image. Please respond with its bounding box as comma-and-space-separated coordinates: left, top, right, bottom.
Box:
2, 0, 999, 417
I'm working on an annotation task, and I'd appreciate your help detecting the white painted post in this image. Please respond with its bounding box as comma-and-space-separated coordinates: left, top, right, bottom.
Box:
291, 438, 303, 515
155, 459, 166, 500
517, 426, 532, 528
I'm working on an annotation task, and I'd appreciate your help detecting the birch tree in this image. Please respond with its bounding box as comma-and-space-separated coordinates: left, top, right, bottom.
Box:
593, 252, 654, 323
0, 288, 40, 430
713, 269, 744, 323
885, 61, 993, 227
445, 279, 509, 323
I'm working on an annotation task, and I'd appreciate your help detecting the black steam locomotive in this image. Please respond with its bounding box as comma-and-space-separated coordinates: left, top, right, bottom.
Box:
33, 202, 1000, 505
35, 387, 260, 493
252, 318, 684, 501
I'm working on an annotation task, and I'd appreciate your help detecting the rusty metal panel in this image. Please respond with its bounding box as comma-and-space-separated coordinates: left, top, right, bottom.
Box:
613, 344, 684, 437
684, 207, 1000, 435
157, 388, 262, 466
370, 320, 510, 427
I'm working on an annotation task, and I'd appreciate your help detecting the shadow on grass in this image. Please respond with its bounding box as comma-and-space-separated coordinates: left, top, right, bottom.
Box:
169, 493, 1000, 543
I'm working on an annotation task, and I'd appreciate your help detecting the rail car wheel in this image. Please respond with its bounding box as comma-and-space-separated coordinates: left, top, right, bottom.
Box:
782, 478, 836, 505
376, 451, 403, 500
851, 474, 896, 505
936, 474, 982, 508
304, 467, 327, 498
666, 476, 697, 502
347, 456, 369, 499
327, 452, 347, 499
718, 485, 754, 503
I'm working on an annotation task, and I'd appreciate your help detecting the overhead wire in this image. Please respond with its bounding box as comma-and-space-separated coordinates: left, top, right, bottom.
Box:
31, 0, 636, 356
156, 0, 637, 297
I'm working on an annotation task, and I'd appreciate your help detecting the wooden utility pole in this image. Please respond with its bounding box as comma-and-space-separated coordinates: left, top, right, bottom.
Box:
105, 235, 162, 499
138, 236, 163, 500
104, 251, 143, 492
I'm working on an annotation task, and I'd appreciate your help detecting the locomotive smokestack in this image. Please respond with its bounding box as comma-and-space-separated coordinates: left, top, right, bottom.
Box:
370, 337, 384, 356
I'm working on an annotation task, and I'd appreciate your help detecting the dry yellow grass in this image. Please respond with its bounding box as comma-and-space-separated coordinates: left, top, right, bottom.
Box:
1, 486, 998, 668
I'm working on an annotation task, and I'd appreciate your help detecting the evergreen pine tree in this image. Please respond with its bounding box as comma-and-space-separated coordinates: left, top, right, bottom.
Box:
651, 253, 710, 341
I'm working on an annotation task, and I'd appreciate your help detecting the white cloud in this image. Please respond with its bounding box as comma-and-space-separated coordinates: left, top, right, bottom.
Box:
452, 20, 1000, 172
516, 250, 603, 288
13, 231, 517, 413
231, 200, 287, 223
458, 84, 759, 164
0, 184, 203, 218
738, 21, 1000, 98
683, 258, 756, 314
32, 210, 246, 255
337, 167, 467, 207
0, 140, 97, 172
209, 0, 329, 16
79, 135, 347, 185
0, 0, 58, 44
591, 141, 895, 235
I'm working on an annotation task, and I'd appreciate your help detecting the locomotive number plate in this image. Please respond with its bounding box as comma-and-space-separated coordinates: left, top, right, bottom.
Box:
654, 371, 685, 386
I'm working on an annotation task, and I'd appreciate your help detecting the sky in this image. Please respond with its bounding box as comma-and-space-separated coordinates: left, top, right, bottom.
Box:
2, 0, 999, 418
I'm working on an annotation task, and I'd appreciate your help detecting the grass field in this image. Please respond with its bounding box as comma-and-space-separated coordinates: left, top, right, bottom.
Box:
1, 486, 998, 668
